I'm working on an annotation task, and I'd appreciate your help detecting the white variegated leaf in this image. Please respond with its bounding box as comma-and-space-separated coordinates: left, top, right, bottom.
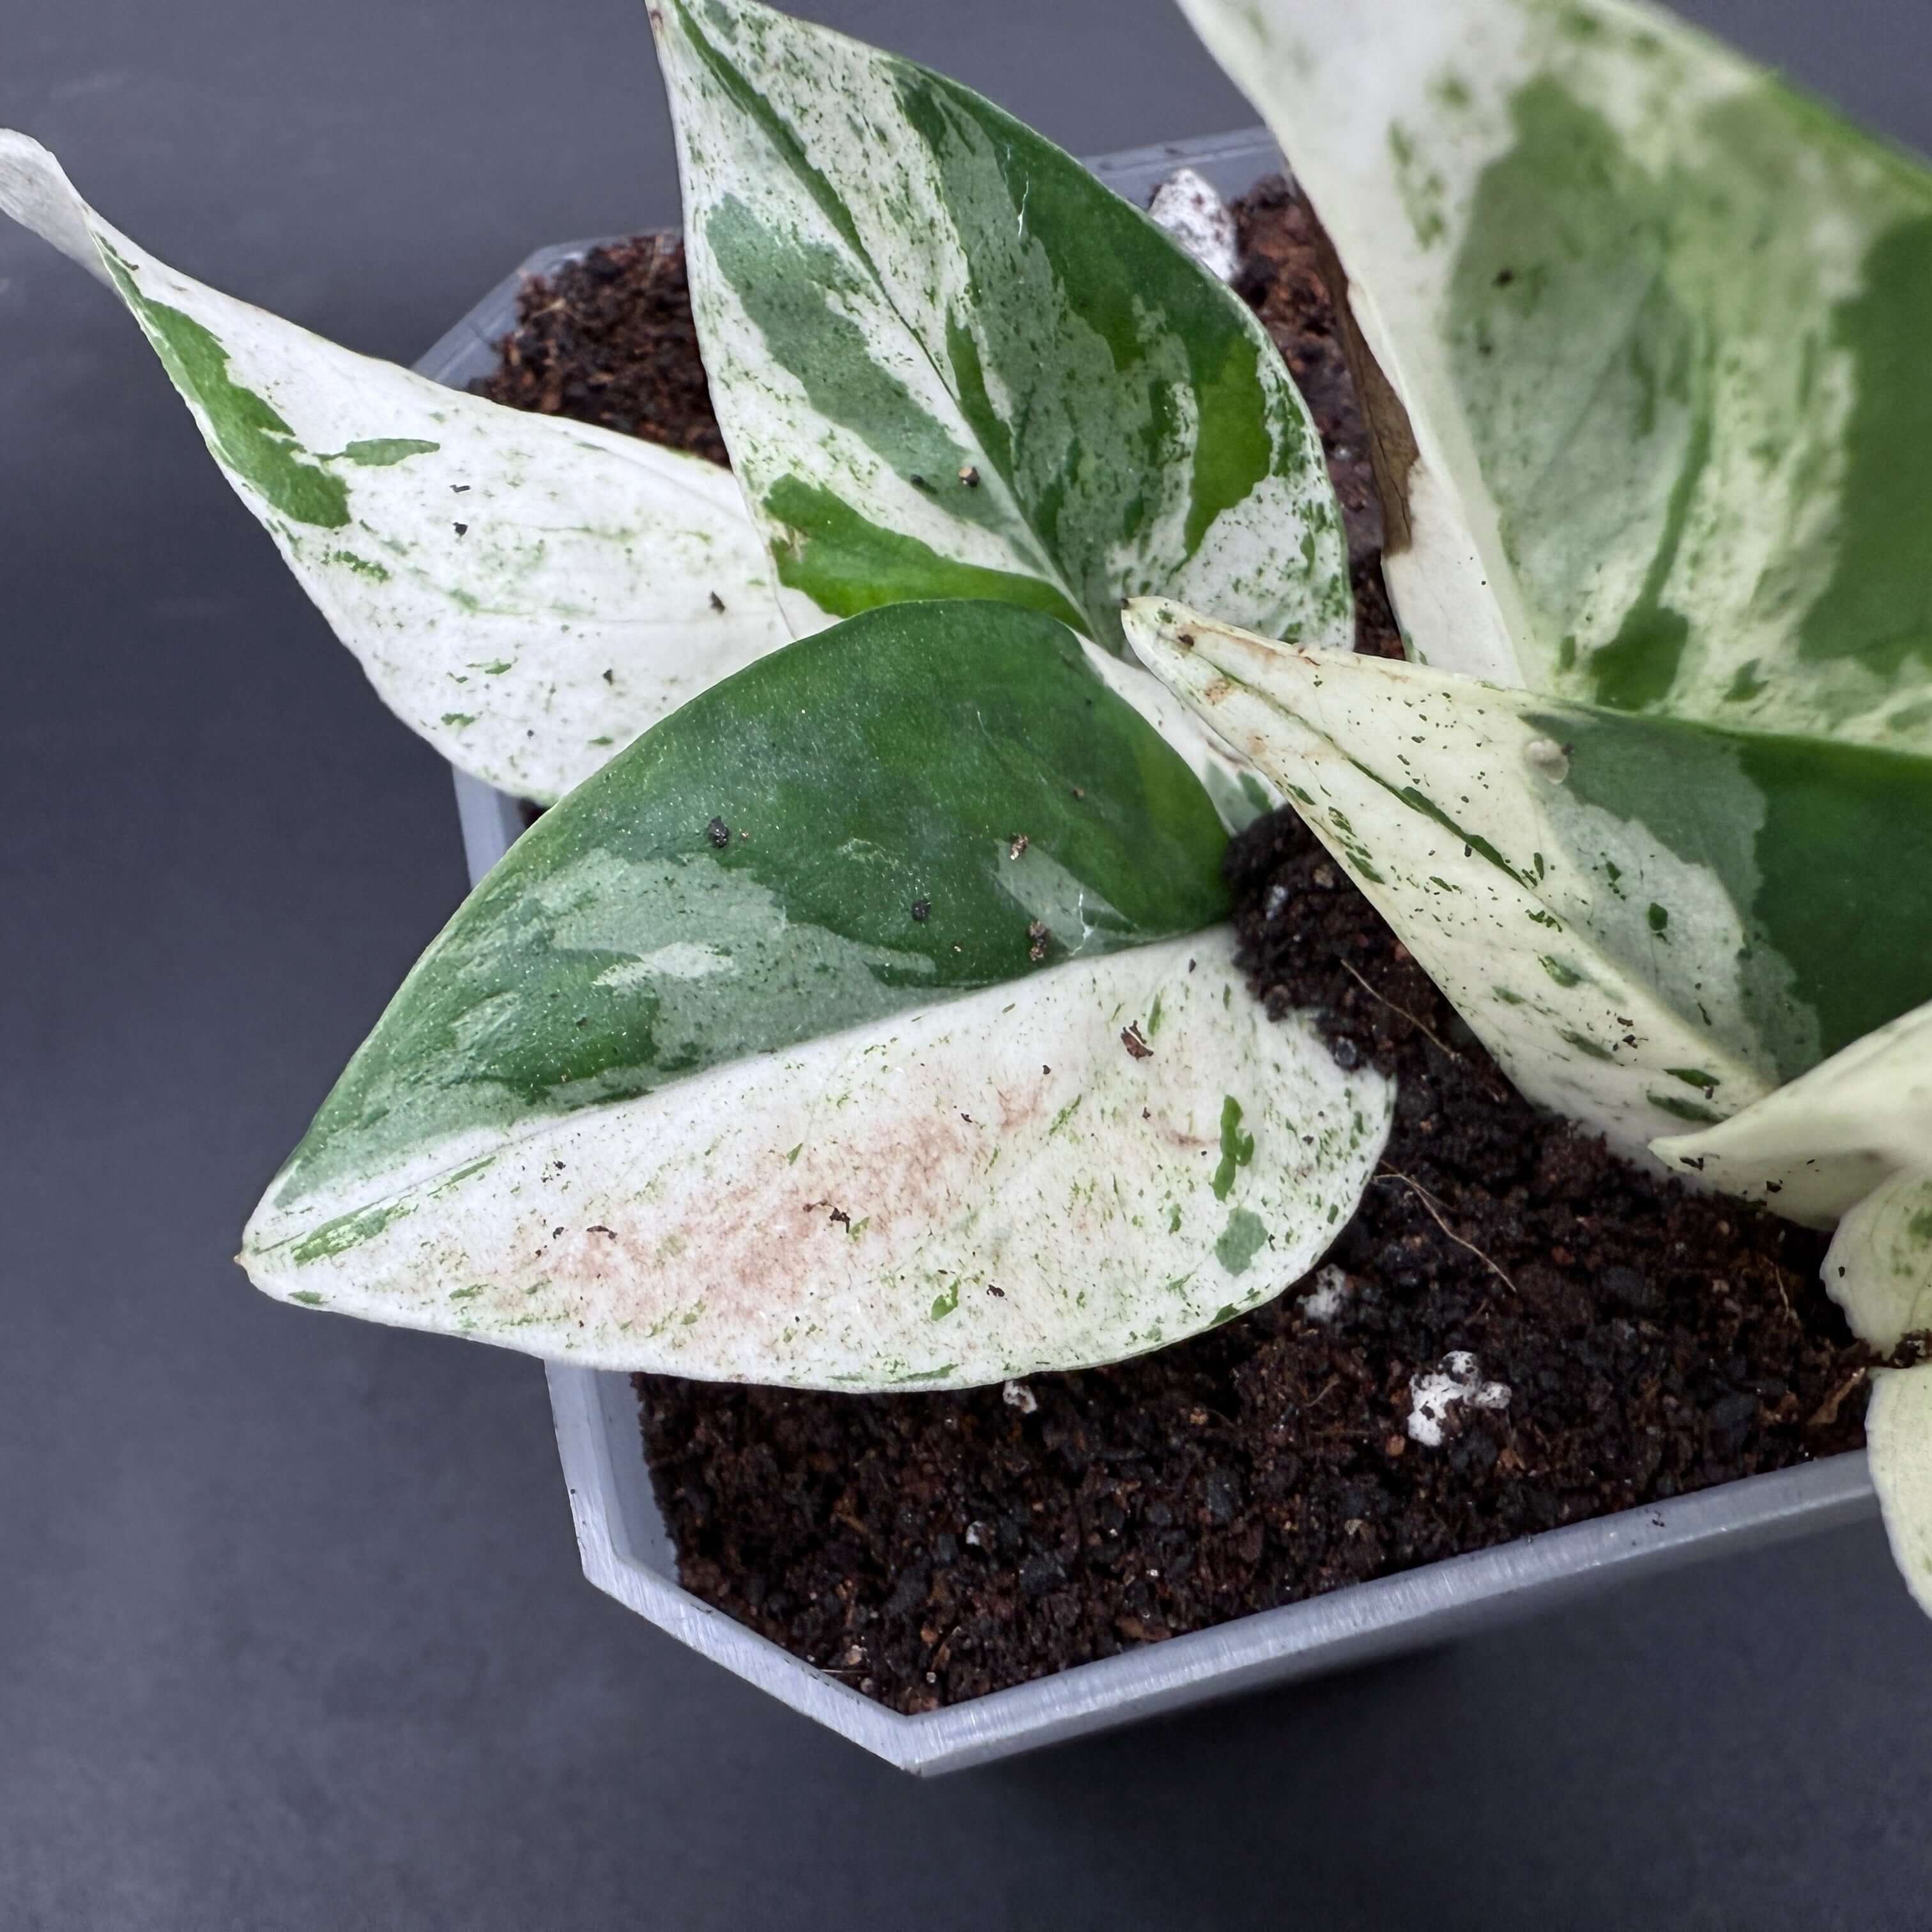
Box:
243, 926, 1390, 1388
240, 601, 1393, 1388
648, 0, 1353, 655
1653, 999, 1932, 1225
1823, 1169, 1932, 1353
1814, 1164, 1932, 1620
1178, 0, 1932, 756
1126, 594, 1932, 1161
0, 132, 788, 804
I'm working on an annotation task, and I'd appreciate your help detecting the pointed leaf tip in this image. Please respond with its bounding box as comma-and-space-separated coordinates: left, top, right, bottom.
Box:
0, 132, 790, 802
652, 0, 1351, 654
1127, 597, 1791, 1163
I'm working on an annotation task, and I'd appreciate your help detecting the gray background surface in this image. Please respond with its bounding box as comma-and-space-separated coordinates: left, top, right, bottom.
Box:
4, 2, 1931, 1925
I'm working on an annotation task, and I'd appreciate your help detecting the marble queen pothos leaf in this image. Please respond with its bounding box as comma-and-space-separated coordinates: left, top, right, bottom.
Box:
0, 132, 788, 805
648, 0, 1353, 656
1126, 599, 1932, 1164
1653, 1004, 1932, 1612
1177, 0, 1932, 759
240, 602, 1394, 1389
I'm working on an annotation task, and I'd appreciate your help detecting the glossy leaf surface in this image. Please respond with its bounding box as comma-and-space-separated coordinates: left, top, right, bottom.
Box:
241, 601, 1393, 1386
1130, 598, 1932, 1161
1178, 0, 1932, 758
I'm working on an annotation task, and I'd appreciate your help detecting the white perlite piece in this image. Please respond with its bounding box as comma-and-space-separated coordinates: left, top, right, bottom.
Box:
1298, 1264, 1352, 1324
1406, 1351, 1511, 1448
1002, 1381, 1039, 1414
1146, 167, 1240, 282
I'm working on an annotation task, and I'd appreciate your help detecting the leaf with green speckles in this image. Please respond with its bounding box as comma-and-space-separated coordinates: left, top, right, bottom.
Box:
1180, 0, 1932, 753
240, 601, 1393, 1389
1136, 525, 1932, 1152
0, 131, 788, 805
1129, 600, 1894, 1162
651, 0, 1350, 658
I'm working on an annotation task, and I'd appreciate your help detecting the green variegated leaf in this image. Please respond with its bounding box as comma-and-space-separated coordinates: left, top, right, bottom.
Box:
1127, 597, 1932, 1162
1825, 1169, 1932, 1352
1866, 1353, 1932, 1618
240, 601, 1393, 1388
0, 132, 788, 804
648, 0, 1352, 655
1179, 0, 1932, 753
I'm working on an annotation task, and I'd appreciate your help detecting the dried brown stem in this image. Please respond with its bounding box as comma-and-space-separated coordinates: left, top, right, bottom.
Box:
1376, 1167, 1519, 1298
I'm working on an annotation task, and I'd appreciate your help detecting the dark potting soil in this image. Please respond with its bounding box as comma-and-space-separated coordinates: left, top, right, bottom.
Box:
479, 180, 1870, 1714
473, 231, 730, 466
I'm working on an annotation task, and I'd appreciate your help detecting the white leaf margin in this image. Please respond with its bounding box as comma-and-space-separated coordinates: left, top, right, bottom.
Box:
1653, 1000, 1932, 1227
650, 0, 1353, 656
1175, 0, 1932, 756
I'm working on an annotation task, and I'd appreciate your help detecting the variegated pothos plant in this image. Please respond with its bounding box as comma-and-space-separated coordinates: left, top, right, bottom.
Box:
10, 0, 1932, 1609
0, 0, 1400, 1389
